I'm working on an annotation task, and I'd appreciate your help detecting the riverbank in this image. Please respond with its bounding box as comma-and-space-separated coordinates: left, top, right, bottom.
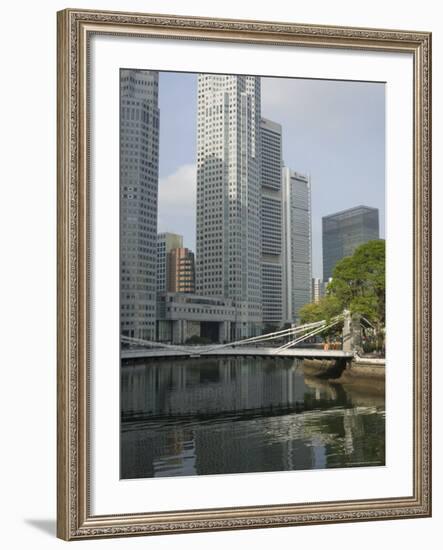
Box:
302, 356, 385, 384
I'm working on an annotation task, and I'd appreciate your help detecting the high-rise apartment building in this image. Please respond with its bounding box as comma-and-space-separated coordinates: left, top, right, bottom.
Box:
282, 168, 312, 323
260, 118, 284, 329
311, 277, 332, 303
120, 69, 160, 340
156, 232, 183, 293
311, 277, 323, 303
322, 205, 379, 280
196, 74, 262, 338
168, 247, 196, 293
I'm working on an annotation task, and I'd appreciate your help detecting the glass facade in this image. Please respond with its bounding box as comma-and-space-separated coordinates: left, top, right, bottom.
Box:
260, 118, 284, 327
282, 169, 312, 322
322, 206, 379, 280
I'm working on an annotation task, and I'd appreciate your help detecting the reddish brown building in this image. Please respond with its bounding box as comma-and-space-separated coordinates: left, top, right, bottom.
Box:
167, 247, 196, 293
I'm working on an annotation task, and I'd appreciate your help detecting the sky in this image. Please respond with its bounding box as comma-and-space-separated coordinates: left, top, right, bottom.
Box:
157, 71, 385, 279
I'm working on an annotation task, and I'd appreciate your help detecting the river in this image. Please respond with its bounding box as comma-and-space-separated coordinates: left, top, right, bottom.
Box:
120, 356, 385, 479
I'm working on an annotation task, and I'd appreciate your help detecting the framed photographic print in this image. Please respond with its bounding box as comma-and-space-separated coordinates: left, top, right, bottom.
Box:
57, 8, 432, 540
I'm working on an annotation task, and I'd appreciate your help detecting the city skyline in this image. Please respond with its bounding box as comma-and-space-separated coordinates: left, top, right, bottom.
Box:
120, 68, 384, 342
157, 71, 385, 278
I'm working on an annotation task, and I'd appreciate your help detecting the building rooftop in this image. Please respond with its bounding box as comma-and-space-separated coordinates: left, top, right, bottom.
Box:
322, 205, 378, 221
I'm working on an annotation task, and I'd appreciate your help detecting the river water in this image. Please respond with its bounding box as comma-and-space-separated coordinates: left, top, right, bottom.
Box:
121, 357, 385, 479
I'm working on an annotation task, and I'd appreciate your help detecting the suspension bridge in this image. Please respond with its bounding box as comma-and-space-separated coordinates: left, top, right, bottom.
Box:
121, 314, 357, 361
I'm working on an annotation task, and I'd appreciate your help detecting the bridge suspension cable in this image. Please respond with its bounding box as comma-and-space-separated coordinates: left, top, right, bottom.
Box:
201, 319, 327, 353
275, 315, 344, 353
121, 336, 191, 353
121, 314, 345, 356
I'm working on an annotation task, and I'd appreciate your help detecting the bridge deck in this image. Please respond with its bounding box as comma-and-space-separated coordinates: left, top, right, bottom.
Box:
121, 347, 353, 361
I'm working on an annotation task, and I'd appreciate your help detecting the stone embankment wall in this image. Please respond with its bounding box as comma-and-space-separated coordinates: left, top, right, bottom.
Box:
302, 357, 385, 384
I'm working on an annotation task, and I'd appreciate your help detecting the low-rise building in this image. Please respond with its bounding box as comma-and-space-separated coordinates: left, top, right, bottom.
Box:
157, 293, 236, 344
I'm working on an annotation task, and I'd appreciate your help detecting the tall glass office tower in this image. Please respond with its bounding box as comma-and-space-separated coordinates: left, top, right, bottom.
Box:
322, 205, 379, 280
120, 69, 160, 340
260, 118, 284, 329
282, 168, 312, 323
196, 74, 262, 338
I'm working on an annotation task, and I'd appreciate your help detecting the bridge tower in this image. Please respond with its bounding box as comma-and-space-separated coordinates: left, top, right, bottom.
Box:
342, 310, 363, 354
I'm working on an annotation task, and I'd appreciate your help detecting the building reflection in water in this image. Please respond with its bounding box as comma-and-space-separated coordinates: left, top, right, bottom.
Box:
120, 357, 385, 479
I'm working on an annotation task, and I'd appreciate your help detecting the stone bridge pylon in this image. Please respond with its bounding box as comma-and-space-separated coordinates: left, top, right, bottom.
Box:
342, 309, 363, 354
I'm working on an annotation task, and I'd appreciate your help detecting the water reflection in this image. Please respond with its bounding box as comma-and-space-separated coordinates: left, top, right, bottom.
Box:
120, 357, 385, 478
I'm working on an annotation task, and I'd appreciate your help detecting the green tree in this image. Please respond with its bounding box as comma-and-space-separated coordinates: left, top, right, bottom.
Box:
298, 301, 323, 324
299, 295, 341, 324
298, 295, 342, 340
328, 239, 385, 326
299, 240, 385, 348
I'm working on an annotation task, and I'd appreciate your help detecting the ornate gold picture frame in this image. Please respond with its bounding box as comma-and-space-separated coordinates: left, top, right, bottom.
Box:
57, 8, 431, 540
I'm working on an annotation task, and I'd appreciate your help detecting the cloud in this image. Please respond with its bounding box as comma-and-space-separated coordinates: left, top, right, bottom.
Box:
157, 163, 197, 250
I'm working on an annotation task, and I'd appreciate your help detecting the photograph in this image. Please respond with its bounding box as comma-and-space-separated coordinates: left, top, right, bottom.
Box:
119, 69, 386, 479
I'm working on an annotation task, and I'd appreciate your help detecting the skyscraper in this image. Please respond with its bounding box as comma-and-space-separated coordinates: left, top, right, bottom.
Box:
311, 277, 331, 303
120, 69, 159, 340
322, 205, 379, 280
156, 232, 183, 293
196, 74, 262, 338
168, 247, 196, 293
311, 277, 323, 303
282, 168, 312, 323
260, 118, 284, 329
